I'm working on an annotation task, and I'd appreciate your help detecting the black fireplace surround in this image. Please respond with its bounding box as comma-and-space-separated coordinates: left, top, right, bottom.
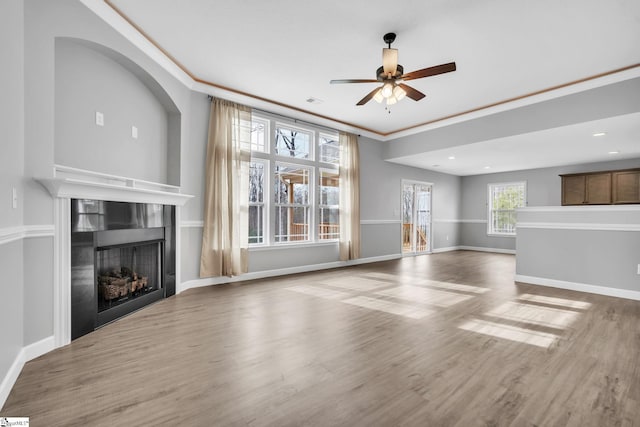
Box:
71, 199, 176, 340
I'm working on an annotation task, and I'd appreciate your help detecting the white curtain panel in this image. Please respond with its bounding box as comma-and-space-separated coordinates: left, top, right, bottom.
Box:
339, 132, 361, 261
200, 98, 251, 277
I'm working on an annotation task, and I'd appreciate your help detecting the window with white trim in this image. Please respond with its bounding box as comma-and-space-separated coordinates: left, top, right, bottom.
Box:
319, 134, 339, 165
248, 113, 339, 246
275, 124, 311, 159
488, 181, 526, 236
319, 169, 339, 239
274, 163, 311, 242
248, 160, 267, 244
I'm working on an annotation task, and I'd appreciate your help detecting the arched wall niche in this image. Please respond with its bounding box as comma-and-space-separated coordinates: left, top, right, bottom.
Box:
54, 37, 181, 185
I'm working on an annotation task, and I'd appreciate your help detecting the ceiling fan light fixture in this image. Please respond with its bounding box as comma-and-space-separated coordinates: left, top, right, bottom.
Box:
381, 82, 394, 98
373, 89, 384, 103
393, 85, 406, 101
386, 95, 397, 106
382, 48, 398, 75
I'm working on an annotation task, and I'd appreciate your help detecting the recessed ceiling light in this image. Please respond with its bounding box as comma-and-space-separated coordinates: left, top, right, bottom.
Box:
593, 132, 606, 137
432, 164, 440, 167
448, 156, 455, 160
608, 151, 619, 154
484, 166, 491, 169
306, 97, 324, 104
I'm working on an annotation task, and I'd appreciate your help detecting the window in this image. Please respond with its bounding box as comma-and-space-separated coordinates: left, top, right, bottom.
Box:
248, 160, 267, 244
275, 124, 311, 159
319, 134, 339, 165
248, 114, 339, 246
249, 117, 269, 153
319, 169, 339, 239
488, 181, 526, 236
274, 163, 311, 242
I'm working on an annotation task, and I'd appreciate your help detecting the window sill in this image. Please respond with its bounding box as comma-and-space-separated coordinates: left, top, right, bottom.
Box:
249, 240, 339, 251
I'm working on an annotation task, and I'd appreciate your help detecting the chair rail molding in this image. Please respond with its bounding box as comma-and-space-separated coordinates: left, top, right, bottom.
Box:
0, 225, 55, 246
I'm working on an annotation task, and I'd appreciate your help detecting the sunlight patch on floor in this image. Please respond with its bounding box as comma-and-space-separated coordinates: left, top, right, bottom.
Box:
319, 277, 391, 292
342, 296, 433, 319
286, 285, 353, 300
486, 301, 580, 329
375, 285, 474, 307
419, 280, 491, 294
518, 294, 592, 310
459, 319, 559, 348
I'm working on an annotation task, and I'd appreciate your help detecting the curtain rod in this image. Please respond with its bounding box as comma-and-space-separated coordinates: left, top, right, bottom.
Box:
206, 94, 359, 136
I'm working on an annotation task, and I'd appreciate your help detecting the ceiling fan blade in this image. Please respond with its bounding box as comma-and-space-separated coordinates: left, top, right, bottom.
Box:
398, 83, 426, 101
356, 87, 381, 106
330, 79, 379, 84
401, 62, 456, 81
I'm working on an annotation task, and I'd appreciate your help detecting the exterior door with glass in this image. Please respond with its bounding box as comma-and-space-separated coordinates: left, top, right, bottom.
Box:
402, 181, 432, 254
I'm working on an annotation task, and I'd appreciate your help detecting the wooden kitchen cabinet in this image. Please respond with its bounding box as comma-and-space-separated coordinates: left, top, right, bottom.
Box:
561, 172, 611, 205
561, 168, 640, 205
612, 170, 640, 204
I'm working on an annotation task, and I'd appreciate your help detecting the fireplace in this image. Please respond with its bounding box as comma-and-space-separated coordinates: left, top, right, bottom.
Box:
71, 199, 175, 340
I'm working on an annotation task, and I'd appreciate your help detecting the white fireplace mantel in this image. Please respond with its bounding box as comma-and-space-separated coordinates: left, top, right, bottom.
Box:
38, 177, 193, 206
39, 164, 194, 206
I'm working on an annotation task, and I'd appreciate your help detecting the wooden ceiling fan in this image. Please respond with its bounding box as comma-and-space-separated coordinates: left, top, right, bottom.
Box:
330, 33, 456, 106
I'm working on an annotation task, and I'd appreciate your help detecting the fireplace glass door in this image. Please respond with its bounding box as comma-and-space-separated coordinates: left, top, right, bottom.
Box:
96, 240, 163, 313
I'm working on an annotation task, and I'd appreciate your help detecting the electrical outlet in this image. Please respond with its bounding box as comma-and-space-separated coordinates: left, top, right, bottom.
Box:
12, 187, 17, 209
637, 264, 640, 275
131, 125, 138, 139
95, 111, 104, 126
446, 235, 449, 241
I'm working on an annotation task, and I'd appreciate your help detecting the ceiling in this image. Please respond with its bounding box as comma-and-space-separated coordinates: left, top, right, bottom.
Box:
87, 0, 640, 175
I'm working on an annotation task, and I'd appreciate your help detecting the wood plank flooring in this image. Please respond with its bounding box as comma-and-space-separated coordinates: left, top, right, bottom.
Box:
2, 251, 639, 426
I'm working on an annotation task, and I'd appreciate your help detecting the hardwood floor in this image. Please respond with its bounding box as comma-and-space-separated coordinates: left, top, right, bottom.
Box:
2, 251, 639, 426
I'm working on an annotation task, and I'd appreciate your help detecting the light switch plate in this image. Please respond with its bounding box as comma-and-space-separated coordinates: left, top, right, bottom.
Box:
132, 126, 138, 139
95, 111, 104, 126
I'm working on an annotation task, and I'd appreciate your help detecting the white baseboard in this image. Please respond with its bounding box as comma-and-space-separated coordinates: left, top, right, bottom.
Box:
0, 336, 55, 410
177, 254, 403, 294
515, 274, 640, 301
22, 336, 55, 362
0, 349, 23, 411
459, 246, 516, 255
432, 246, 462, 253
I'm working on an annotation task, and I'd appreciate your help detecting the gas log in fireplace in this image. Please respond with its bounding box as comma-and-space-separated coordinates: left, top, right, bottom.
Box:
71, 199, 175, 340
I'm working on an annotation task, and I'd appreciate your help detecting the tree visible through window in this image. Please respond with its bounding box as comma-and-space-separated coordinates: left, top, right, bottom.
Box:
488, 182, 526, 235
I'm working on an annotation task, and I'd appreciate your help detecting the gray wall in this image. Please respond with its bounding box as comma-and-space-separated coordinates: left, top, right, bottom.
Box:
360, 137, 462, 255
0, 241, 24, 388
0, 0, 25, 401
460, 157, 640, 250
516, 206, 640, 292
384, 78, 640, 162
54, 39, 171, 184
17, 0, 195, 352
22, 237, 54, 344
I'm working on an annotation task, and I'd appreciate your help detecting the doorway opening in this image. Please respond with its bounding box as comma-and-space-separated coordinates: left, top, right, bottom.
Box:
402, 181, 432, 255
